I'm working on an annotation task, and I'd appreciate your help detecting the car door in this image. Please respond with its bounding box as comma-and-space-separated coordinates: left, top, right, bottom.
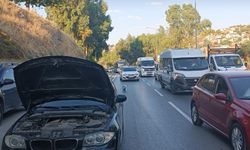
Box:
1, 69, 20, 111
196, 74, 216, 124
210, 76, 232, 134
163, 58, 173, 87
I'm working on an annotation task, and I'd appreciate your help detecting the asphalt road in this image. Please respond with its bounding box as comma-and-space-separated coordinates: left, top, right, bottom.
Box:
0, 76, 232, 150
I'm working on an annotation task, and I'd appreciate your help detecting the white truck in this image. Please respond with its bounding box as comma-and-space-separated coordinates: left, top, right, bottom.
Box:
158, 49, 209, 94
207, 45, 247, 71
136, 57, 155, 77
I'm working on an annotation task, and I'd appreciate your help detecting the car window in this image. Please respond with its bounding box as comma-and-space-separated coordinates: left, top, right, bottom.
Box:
199, 74, 216, 93
230, 77, 250, 100
3, 69, 14, 80
216, 77, 232, 100
216, 77, 228, 94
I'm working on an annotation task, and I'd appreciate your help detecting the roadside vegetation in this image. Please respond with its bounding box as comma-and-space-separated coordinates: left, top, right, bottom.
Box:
0, 0, 83, 60
0, 1, 249, 67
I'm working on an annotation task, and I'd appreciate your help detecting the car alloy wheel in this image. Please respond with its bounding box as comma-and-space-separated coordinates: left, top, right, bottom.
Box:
191, 103, 203, 126
231, 124, 246, 150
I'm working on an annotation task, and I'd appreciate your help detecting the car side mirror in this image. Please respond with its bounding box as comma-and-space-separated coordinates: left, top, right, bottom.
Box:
116, 95, 127, 103
214, 93, 227, 101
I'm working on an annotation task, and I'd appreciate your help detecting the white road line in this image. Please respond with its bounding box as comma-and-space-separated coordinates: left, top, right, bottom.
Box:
168, 101, 192, 124
146, 82, 151, 87
141, 78, 145, 82
154, 89, 163, 97
112, 74, 117, 82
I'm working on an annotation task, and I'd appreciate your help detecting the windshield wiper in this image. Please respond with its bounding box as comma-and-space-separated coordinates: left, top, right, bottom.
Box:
35, 106, 61, 110
60, 105, 105, 111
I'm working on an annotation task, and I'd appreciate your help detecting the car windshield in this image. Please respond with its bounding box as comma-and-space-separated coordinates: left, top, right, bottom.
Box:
173, 57, 208, 71
141, 60, 154, 66
230, 77, 250, 100
215, 56, 243, 67
123, 67, 136, 71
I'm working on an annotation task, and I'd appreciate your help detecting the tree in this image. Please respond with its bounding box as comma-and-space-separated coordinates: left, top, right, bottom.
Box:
46, 0, 113, 60
46, 0, 92, 55
11, 0, 61, 7
240, 41, 250, 66
165, 4, 212, 48
98, 50, 120, 67
84, 0, 113, 60
116, 35, 145, 64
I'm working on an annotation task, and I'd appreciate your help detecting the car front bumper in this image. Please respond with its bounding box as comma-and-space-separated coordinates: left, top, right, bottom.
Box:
174, 78, 199, 92
2, 136, 118, 150
121, 75, 139, 80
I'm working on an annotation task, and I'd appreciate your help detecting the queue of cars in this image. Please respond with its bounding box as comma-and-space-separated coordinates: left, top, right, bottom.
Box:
1, 53, 249, 150
153, 47, 250, 150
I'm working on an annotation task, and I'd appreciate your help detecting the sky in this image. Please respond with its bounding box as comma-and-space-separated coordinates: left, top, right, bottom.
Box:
105, 0, 250, 44
35, 0, 250, 45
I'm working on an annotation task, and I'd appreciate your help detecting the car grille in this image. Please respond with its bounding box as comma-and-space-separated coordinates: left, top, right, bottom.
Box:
30, 139, 78, 150
30, 140, 52, 150
144, 68, 155, 71
185, 78, 199, 87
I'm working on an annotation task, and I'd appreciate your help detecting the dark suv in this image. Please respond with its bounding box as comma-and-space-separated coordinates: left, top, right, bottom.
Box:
0, 63, 22, 123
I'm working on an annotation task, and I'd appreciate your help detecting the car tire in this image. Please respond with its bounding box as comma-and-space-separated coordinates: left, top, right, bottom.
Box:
170, 82, 177, 94
160, 81, 165, 89
230, 123, 246, 150
191, 103, 203, 126
0, 103, 3, 125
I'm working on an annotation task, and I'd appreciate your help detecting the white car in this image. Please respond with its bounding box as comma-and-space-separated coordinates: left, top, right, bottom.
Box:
120, 66, 140, 81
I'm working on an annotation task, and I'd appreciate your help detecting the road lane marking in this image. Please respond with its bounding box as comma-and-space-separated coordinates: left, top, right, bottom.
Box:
146, 82, 151, 87
154, 89, 163, 97
112, 74, 117, 82
168, 101, 192, 124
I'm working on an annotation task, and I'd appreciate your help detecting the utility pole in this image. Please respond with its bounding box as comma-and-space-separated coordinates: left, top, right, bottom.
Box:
195, 0, 198, 48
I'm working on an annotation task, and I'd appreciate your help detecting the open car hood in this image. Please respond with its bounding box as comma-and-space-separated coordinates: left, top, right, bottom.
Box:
14, 56, 115, 110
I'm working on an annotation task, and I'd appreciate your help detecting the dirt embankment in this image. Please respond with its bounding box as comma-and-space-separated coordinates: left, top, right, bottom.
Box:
0, 0, 84, 60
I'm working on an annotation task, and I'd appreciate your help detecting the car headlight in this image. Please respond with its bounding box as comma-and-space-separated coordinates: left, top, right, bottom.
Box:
5, 135, 26, 149
83, 132, 115, 146
173, 73, 185, 80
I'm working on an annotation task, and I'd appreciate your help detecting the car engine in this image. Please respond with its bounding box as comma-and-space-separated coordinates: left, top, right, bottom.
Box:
12, 113, 110, 138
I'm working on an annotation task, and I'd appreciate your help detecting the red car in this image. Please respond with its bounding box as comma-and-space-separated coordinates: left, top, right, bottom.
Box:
191, 71, 250, 150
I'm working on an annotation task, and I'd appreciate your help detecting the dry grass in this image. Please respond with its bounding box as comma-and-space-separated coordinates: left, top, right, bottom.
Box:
0, 0, 84, 59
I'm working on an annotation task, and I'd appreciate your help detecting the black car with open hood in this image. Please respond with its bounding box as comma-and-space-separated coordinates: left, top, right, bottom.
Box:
2, 56, 126, 150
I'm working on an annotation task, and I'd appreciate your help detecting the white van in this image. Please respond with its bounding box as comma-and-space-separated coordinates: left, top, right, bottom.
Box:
207, 45, 247, 71
136, 57, 155, 77
159, 49, 209, 94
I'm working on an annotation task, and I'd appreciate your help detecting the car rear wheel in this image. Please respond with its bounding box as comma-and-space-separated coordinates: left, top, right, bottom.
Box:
230, 123, 246, 150
191, 103, 203, 126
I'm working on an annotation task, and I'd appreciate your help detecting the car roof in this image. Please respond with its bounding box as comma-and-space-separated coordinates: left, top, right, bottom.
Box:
209, 71, 250, 78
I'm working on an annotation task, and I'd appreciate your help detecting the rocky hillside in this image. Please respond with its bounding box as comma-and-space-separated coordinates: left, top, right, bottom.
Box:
0, 0, 84, 59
